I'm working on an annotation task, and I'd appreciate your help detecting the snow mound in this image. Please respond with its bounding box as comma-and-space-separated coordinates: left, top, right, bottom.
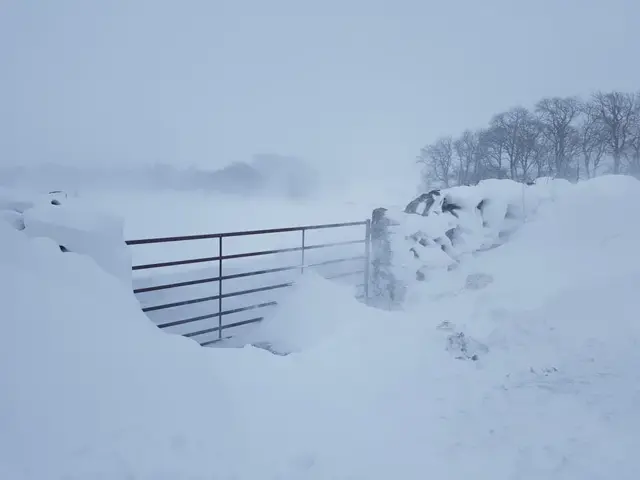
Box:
0, 215, 252, 478
0, 187, 131, 285
240, 272, 392, 354
369, 177, 573, 305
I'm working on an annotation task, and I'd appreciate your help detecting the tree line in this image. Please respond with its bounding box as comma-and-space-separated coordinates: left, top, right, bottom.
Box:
418, 91, 640, 188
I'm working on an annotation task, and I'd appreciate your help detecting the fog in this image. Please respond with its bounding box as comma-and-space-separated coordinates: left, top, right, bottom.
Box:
1, 0, 639, 188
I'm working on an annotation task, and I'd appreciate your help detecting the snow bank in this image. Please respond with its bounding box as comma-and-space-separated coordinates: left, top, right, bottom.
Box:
3, 175, 640, 479
239, 272, 388, 354
23, 203, 131, 285
0, 217, 249, 478
244, 174, 640, 478
0, 187, 131, 286
453, 174, 640, 316
369, 178, 573, 305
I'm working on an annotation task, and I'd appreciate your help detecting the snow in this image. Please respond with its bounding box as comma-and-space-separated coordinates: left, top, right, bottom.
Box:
376, 178, 579, 304
0, 187, 132, 285
0, 221, 241, 478
240, 272, 377, 354
23, 201, 132, 285
0, 186, 40, 214
2, 175, 640, 478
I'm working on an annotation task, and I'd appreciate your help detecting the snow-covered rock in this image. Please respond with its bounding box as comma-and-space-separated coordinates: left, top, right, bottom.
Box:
369, 178, 570, 306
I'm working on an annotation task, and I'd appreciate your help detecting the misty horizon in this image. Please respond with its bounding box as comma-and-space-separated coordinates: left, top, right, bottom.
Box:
2, 0, 639, 185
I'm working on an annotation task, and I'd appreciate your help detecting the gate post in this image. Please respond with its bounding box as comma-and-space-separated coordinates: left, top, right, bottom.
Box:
363, 219, 371, 303
370, 207, 400, 308
218, 236, 223, 339
300, 228, 306, 274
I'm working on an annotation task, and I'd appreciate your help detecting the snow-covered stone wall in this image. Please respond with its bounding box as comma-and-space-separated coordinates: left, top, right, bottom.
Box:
369, 178, 572, 307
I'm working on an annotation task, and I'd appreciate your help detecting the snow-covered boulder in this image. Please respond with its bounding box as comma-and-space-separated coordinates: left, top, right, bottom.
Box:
369, 178, 569, 306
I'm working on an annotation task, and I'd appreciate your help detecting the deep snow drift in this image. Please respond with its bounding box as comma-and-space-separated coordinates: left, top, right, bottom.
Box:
2, 176, 640, 479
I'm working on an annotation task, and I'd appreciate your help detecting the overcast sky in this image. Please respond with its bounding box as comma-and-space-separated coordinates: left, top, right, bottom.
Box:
1, 0, 638, 182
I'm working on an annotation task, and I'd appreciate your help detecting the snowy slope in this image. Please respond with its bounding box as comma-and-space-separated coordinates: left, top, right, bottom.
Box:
2, 176, 640, 479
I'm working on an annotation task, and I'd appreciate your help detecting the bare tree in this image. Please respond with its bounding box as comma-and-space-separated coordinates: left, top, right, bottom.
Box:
533, 139, 552, 178
490, 110, 519, 179
519, 116, 544, 182
479, 125, 508, 179
417, 136, 455, 188
591, 91, 638, 174
415, 90, 640, 188
535, 97, 581, 179
453, 130, 482, 185
578, 103, 607, 178
488, 107, 542, 181
626, 95, 640, 177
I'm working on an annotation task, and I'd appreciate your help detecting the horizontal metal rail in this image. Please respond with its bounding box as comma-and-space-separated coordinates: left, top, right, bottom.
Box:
325, 269, 365, 280
126, 221, 367, 246
134, 275, 220, 294
221, 239, 365, 261
133, 255, 365, 295
132, 255, 221, 271
158, 311, 220, 329
201, 337, 231, 347
187, 316, 266, 340
156, 301, 277, 329
131, 239, 365, 271
219, 282, 294, 300
142, 293, 222, 313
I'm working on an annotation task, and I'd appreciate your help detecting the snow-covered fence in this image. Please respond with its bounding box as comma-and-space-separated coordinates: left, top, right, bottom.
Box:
126, 221, 372, 346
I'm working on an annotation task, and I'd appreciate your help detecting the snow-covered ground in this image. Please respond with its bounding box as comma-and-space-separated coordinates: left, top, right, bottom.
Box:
76, 188, 380, 344
2, 175, 640, 479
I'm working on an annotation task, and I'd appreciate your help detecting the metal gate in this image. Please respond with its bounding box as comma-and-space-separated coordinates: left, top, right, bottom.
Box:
126, 221, 371, 345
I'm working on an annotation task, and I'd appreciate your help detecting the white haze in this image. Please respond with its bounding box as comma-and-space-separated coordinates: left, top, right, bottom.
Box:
1, 0, 639, 190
